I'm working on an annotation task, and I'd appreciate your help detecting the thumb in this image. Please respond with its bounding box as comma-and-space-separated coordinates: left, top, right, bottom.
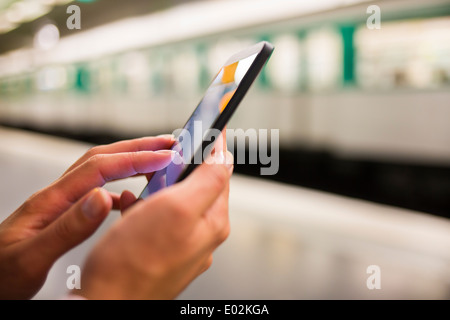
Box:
120, 190, 137, 215
31, 188, 112, 263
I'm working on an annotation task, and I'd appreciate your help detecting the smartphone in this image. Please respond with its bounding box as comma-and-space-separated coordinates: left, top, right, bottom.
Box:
139, 41, 274, 199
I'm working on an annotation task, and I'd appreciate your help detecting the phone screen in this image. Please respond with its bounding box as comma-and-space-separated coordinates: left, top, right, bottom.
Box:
139, 52, 259, 199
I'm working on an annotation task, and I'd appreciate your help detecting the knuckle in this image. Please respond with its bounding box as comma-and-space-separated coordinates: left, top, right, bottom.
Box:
204, 255, 213, 271
208, 165, 229, 194
217, 222, 231, 244
210, 215, 230, 246
84, 154, 107, 174
9, 250, 40, 289
125, 152, 140, 173
171, 201, 192, 219
84, 146, 100, 159
87, 153, 105, 165
20, 196, 35, 213
158, 192, 192, 219
52, 219, 71, 242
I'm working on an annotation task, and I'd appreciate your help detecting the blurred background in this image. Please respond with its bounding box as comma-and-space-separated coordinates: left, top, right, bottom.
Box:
1, 0, 450, 299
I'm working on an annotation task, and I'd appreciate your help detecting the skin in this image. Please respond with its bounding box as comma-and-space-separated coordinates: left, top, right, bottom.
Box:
0, 133, 233, 300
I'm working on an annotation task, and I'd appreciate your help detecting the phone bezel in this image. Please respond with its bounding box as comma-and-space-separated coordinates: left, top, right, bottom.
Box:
140, 41, 274, 197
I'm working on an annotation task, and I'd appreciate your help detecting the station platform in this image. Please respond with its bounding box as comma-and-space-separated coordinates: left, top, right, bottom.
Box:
1, 126, 450, 299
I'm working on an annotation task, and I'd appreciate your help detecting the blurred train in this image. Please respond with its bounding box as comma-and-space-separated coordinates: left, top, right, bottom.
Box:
0, 0, 450, 216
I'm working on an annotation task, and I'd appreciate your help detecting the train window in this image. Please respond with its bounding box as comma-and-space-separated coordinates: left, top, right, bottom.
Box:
89, 59, 112, 94
118, 51, 149, 97
0, 49, 32, 85
266, 34, 302, 93
147, 50, 168, 96
73, 65, 92, 93
36, 66, 67, 92
169, 46, 200, 98
0, 80, 6, 96
304, 28, 342, 91
355, 17, 450, 89
2, 77, 15, 96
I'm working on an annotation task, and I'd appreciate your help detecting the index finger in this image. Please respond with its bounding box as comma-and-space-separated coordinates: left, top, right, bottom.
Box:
50, 150, 175, 208
64, 135, 175, 175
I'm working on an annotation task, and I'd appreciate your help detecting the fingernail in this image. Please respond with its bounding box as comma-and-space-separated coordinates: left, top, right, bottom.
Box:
155, 149, 174, 154
156, 134, 175, 140
214, 151, 225, 164
214, 151, 233, 173
82, 188, 108, 220
225, 151, 234, 173
155, 149, 177, 159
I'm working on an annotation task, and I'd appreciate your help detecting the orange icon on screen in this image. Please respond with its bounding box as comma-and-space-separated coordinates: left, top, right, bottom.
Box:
219, 89, 236, 112
218, 61, 238, 112
222, 61, 238, 84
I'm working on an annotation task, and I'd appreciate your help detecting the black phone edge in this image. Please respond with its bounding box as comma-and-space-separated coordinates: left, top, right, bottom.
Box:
176, 41, 275, 182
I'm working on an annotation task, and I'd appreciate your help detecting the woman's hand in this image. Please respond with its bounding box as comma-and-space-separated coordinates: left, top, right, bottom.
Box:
0, 135, 175, 299
77, 150, 234, 300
